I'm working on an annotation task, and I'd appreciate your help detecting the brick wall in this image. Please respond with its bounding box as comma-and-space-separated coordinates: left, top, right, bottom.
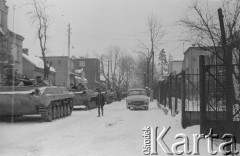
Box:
45, 57, 68, 87
23, 57, 56, 85
74, 58, 100, 89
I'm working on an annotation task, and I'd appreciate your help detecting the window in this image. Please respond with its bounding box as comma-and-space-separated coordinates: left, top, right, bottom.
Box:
79, 61, 85, 67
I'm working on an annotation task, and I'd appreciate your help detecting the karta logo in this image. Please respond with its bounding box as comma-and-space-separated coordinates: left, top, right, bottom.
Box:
142, 126, 239, 155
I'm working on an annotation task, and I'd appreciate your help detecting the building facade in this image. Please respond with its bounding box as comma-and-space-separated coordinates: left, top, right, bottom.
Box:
22, 50, 56, 85
182, 47, 212, 74
0, 0, 24, 85
74, 58, 100, 89
45, 56, 75, 87
0, 0, 8, 33
9, 30, 24, 74
168, 60, 183, 75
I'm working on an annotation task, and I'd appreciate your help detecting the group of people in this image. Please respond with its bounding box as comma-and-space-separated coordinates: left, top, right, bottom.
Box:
13, 75, 48, 87
71, 83, 87, 91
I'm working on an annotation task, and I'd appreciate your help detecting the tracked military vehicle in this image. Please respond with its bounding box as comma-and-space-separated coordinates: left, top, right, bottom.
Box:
0, 68, 74, 122
0, 86, 74, 121
70, 88, 115, 110
70, 89, 97, 110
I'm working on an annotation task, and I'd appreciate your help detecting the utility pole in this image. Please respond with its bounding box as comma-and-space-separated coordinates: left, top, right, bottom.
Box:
66, 23, 71, 88
218, 8, 233, 153
11, 5, 17, 123
13, 4, 16, 31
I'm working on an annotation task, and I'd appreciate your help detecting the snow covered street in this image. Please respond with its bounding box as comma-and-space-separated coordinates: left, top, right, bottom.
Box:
0, 100, 224, 156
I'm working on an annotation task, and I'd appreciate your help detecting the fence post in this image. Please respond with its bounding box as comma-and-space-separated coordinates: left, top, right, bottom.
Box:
181, 71, 186, 128
163, 81, 166, 107
199, 55, 206, 134
225, 45, 234, 142
160, 81, 163, 105
158, 82, 161, 104
175, 75, 178, 114
169, 74, 172, 112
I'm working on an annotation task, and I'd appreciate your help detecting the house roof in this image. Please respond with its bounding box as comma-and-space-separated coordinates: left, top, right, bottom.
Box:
74, 58, 100, 62
75, 69, 83, 74
22, 53, 56, 72
8, 30, 24, 41
169, 60, 183, 63
184, 46, 222, 54
184, 47, 202, 54
44, 56, 75, 62
100, 75, 106, 81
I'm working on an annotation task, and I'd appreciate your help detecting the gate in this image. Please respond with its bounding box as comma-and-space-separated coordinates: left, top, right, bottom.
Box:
200, 46, 240, 142
199, 55, 227, 137
158, 69, 200, 129
181, 69, 200, 128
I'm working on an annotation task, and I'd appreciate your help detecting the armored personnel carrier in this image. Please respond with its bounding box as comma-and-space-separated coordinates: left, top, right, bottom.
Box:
70, 89, 98, 110
0, 86, 74, 121
0, 68, 74, 121
70, 88, 115, 110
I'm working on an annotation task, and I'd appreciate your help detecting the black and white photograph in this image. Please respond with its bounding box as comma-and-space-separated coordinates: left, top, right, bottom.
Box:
0, 0, 240, 155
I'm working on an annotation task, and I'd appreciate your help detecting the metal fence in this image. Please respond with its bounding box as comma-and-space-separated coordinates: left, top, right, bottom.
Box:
200, 54, 240, 143
157, 51, 240, 143
158, 69, 200, 128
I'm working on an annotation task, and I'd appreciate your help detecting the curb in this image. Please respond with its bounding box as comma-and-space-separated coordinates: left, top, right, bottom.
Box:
157, 103, 169, 115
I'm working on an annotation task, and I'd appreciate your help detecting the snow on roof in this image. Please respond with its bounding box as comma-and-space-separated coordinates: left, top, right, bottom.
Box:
100, 75, 106, 81
75, 69, 83, 74
22, 53, 56, 72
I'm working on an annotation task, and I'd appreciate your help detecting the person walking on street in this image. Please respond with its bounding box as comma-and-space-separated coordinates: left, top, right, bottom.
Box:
96, 88, 105, 117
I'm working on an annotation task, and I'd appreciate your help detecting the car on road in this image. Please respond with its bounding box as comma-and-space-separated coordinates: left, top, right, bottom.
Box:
126, 88, 149, 110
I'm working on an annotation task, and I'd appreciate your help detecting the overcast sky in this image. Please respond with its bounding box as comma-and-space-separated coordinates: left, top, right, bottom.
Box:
6, 0, 221, 61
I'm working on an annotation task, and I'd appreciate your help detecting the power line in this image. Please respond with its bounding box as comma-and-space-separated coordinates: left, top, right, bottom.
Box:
168, 43, 183, 53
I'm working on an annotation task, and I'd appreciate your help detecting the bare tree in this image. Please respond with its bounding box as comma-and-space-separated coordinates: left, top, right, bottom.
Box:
99, 46, 121, 89
99, 54, 111, 89
137, 14, 165, 89
107, 46, 120, 78
179, 0, 240, 80
179, 0, 240, 116
117, 55, 135, 91
99, 46, 134, 91
179, 0, 240, 61
134, 54, 148, 88
27, 0, 51, 80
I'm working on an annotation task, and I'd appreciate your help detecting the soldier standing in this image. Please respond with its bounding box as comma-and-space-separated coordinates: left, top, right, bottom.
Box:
96, 88, 105, 117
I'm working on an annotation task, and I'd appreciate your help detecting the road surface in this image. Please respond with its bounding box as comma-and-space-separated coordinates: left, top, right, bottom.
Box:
0, 100, 223, 156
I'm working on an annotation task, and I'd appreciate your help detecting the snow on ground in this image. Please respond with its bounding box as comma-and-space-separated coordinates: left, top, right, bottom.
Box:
0, 100, 225, 156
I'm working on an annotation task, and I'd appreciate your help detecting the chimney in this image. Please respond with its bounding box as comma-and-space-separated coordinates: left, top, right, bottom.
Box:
22, 48, 29, 55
